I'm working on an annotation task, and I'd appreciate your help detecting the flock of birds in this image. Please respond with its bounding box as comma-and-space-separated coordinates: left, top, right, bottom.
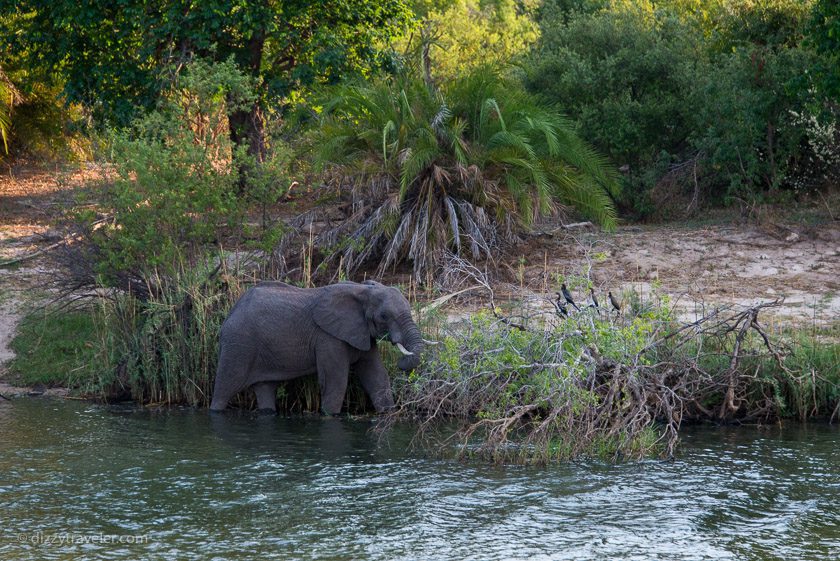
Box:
553, 283, 621, 317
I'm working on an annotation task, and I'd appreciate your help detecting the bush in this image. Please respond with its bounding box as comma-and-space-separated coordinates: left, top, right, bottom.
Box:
385, 273, 839, 463
525, 3, 699, 171
86, 58, 262, 280
400, 0, 540, 82
690, 45, 817, 198
525, 0, 835, 213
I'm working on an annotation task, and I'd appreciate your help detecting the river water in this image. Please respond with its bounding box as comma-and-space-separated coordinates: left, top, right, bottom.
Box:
1, 399, 838, 560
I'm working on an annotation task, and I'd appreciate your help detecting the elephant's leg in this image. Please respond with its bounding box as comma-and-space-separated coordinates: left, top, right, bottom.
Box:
253, 382, 279, 413
355, 351, 395, 412
210, 346, 252, 412
210, 375, 249, 411
316, 346, 350, 416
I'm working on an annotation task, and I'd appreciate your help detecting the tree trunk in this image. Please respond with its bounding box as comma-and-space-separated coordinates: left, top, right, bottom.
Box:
420, 24, 435, 91
229, 27, 267, 193
229, 103, 266, 161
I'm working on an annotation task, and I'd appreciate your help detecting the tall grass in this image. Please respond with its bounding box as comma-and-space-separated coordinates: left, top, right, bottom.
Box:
90, 262, 245, 406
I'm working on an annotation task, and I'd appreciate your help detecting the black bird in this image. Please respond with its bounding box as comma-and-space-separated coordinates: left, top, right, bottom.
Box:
608, 291, 621, 312
590, 287, 600, 309
552, 293, 569, 317
560, 283, 580, 311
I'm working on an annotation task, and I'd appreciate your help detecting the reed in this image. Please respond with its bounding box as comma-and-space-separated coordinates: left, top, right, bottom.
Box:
90, 257, 245, 406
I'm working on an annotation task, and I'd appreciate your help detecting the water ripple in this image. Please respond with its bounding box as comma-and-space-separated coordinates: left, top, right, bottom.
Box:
1, 401, 838, 560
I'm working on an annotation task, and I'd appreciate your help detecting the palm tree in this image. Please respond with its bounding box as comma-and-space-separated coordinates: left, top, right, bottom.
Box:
0, 66, 22, 156
314, 69, 619, 282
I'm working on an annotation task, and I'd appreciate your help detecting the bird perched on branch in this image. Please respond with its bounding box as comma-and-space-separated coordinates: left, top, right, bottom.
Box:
608, 291, 622, 312
589, 288, 600, 309
560, 283, 580, 311
552, 293, 569, 317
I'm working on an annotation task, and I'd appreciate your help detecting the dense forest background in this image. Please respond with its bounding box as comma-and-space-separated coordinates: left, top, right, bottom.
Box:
1, 0, 838, 280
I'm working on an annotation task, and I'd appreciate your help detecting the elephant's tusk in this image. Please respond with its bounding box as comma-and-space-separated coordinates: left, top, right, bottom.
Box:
422, 338, 441, 346
395, 343, 414, 356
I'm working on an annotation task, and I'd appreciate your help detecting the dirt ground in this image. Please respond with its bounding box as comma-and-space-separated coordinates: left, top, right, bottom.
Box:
508, 216, 840, 328
1, 165, 838, 381
0, 164, 102, 382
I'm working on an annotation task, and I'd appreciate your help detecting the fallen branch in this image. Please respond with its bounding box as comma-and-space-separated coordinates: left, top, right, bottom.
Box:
0, 239, 68, 267
381, 291, 806, 463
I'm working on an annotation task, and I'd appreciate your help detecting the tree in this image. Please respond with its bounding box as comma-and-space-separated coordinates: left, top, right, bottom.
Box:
6, 1, 412, 164
315, 69, 618, 281
526, 0, 826, 210
807, 0, 840, 101
401, 0, 540, 83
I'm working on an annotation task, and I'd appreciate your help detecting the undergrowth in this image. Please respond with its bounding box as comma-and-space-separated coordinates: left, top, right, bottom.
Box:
7, 261, 838, 465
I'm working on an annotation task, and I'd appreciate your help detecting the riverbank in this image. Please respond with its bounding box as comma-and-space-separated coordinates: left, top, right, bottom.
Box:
1, 165, 839, 461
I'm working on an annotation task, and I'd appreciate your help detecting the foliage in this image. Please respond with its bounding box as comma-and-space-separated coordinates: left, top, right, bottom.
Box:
0, 76, 9, 155
7, 0, 412, 135
87, 59, 268, 278
806, 0, 840, 101
388, 284, 840, 463
0, 10, 90, 161
314, 69, 618, 281
89, 261, 241, 406
689, 45, 816, 196
8, 309, 98, 386
401, 0, 540, 81
526, 0, 833, 213
526, 3, 699, 170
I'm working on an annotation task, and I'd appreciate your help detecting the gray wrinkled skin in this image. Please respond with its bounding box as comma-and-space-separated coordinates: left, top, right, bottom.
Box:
210, 280, 423, 415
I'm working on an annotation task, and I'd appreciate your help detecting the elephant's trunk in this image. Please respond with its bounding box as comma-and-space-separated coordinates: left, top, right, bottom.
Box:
394, 312, 424, 371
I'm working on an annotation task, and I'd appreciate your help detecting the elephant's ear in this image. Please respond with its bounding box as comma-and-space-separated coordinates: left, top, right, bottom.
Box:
312, 286, 371, 351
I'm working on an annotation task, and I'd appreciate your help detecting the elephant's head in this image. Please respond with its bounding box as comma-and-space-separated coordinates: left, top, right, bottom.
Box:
313, 281, 424, 371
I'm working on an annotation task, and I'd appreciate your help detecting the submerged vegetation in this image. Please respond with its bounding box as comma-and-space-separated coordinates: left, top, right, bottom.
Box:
383, 259, 840, 462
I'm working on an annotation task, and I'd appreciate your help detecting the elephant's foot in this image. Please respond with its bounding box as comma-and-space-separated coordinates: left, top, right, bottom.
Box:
252, 382, 279, 412
209, 399, 229, 412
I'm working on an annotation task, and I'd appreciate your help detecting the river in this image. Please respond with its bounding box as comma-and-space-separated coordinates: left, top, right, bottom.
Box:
1, 399, 838, 560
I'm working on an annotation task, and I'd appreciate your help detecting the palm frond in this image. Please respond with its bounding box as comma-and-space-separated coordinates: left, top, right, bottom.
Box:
311, 69, 619, 281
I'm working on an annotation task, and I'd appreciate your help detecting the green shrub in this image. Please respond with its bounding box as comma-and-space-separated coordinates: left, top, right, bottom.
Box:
526, 3, 699, 171
689, 45, 816, 198
526, 0, 833, 212
87, 58, 259, 279
390, 281, 839, 463
392, 285, 682, 463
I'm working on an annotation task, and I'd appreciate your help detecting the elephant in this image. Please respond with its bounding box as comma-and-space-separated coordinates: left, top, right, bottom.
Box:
209, 280, 423, 414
